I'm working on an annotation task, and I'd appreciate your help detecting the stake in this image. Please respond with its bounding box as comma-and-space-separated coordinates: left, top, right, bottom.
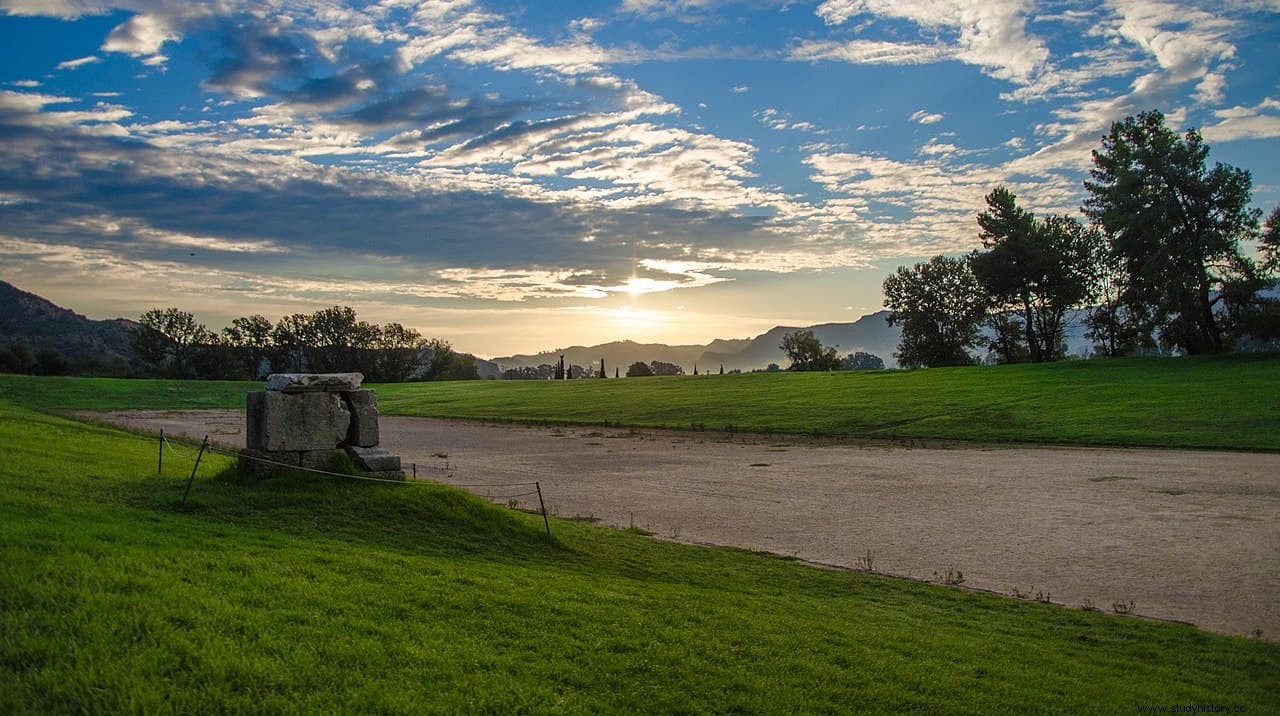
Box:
535, 481, 551, 540
181, 435, 209, 507
158, 428, 164, 476
412, 462, 417, 480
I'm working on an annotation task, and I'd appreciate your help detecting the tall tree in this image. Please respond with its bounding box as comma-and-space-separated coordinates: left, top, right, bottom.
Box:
222, 314, 273, 379
1084, 110, 1261, 354
883, 255, 988, 368
780, 329, 840, 371
971, 187, 1097, 362
130, 308, 212, 377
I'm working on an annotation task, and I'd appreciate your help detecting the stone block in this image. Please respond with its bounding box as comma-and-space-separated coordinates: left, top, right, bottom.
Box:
238, 448, 300, 478
343, 389, 380, 447
344, 445, 401, 472
246, 391, 351, 451
298, 449, 352, 472
265, 372, 364, 392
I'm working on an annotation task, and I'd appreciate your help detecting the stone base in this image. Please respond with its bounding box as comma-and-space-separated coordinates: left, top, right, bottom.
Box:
238, 448, 353, 477
344, 445, 402, 472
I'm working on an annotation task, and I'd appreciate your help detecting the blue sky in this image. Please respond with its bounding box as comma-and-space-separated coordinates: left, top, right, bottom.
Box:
1, 0, 1278, 356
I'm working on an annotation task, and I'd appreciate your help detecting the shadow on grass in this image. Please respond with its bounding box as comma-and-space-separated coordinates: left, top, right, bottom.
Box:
116, 461, 566, 565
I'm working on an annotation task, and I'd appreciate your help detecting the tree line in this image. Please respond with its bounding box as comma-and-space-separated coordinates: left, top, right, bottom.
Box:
130, 305, 478, 381
884, 110, 1280, 368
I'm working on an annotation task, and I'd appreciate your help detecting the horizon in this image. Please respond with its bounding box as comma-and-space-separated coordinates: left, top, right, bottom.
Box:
2, 1, 1278, 357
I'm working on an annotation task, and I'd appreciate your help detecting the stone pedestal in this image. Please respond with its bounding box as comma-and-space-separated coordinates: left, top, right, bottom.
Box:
239, 372, 404, 479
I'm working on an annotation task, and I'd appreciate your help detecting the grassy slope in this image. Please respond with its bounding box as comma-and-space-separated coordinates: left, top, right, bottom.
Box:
383, 353, 1280, 450
1, 400, 1277, 713
2, 353, 1277, 449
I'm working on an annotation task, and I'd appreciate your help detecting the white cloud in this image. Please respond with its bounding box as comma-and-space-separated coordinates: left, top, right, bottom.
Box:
55, 55, 101, 71
1202, 98, 1280, 142
101, 13, 179, 58
909, 109, 944, 125
791, 39, 951, 66
812, 0, 1049, 84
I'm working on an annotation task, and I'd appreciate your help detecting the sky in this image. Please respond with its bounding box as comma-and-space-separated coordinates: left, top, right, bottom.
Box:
1, 0, 1278, 358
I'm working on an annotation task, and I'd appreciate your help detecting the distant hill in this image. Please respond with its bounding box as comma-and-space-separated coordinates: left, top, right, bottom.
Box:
0, 280, 135, 371
491, 308, 1107, 374
492, 313, 906, 374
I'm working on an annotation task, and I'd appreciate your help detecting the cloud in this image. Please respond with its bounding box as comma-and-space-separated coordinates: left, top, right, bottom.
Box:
812, 0, 1049, 84
909, 109, 944, 125
55, 55, 101, 71
790, 39, 951, 66
101, 13, 179, 60
1202, 98, 1280, 142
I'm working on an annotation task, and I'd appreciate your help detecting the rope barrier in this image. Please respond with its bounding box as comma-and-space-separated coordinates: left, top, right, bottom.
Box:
165, 434, 554, 538
161, 435, 200, 461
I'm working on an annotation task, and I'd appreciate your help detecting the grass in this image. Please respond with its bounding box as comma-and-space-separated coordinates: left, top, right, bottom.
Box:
3, 353, 1278, 450
1, 398, 1277, 713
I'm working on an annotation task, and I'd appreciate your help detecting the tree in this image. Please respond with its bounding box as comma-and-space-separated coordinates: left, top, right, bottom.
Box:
841, 351, 884, 370
780, 329, 840, 371
970, 187, 1097, 362
0, 340, 36, 374
883, 255, 988, 368
626, 361, 654, 377
270, 313, 313, 373
648, 360, 683, 376
222, 314, 273, 379
376, 322, 422, 382
1084, 110, 1262, 354
131, 308, 212, 377
415, 338, 457, 380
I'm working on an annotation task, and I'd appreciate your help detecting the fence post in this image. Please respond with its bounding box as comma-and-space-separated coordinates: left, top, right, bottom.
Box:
181, 435, 209, 507
535, 481, 551, 540
412, 463, 417, 480
158, 428, 164, 476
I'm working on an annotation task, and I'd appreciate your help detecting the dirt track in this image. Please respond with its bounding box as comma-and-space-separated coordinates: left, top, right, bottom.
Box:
91, 409, 1280, 639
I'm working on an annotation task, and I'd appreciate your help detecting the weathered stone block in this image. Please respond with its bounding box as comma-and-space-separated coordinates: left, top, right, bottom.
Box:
343, 389, 380, 447
298, 449, 352, 472
238, 448, 300, 478
245, 391, 351, 451
344, 445, 401, 472
265, 372, 363, 392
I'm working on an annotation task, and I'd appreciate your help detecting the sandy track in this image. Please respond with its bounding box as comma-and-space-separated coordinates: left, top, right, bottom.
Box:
90, 409, 1280, 639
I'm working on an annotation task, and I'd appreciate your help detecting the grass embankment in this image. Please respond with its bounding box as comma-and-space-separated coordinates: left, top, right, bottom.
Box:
1, 399, 1277, 712
3, 352, 1278, 449
378, 353, 1280, 451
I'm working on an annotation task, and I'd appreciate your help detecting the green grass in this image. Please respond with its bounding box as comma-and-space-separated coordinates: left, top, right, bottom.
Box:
3, 352, 1278, 449
384, 353, 1280, 450
1, 398, 1277, 713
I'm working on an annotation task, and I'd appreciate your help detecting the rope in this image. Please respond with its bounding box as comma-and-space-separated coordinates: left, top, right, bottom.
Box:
162, 435, 199, 460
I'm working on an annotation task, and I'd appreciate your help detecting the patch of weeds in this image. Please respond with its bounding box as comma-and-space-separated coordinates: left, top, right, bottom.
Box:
855, 549, 875, 572
564, 514, 600, 524
1112, 600, 1136, 615
1035, 590, 1051, 604
933, 567, 965, 586
1250, 628, 1265, 639
1081, 598, 1098, 612
690, 422, 706, 432
1089, 475, 1136, 483
431, 452, 449, 459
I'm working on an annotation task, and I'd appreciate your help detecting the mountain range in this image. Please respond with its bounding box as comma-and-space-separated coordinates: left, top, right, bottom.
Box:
0, 280, 136, 371
491, 312, 907, 373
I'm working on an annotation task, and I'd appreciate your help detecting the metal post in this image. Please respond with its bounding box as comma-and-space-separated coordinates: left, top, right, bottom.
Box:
412, 462, 417, 480
181, 435, 209, 507
535, 481, 551, 540
158, 428, 164, 475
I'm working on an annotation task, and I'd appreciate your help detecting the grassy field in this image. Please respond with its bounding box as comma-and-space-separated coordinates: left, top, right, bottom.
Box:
6, 353, 1275, 450
1, 396, 1277, 712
